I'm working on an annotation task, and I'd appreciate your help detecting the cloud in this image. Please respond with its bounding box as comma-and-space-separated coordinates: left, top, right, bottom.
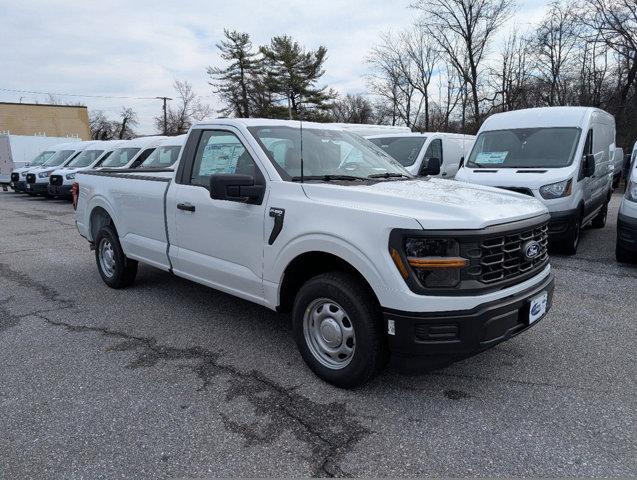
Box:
1, 0, 551, 133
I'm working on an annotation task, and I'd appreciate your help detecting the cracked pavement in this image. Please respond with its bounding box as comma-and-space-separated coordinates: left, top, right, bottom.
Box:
0, 191, 635, 478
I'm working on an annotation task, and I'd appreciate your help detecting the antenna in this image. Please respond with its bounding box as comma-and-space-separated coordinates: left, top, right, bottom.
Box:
299, 114, 304, 183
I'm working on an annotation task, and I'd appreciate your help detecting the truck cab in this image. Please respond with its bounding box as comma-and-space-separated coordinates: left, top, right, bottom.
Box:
75, 119, 554, 387
366, 132, 475, 178
455, 107, 615, 254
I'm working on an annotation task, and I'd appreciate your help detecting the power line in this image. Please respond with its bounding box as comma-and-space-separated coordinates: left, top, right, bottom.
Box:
0, 87, 158, 100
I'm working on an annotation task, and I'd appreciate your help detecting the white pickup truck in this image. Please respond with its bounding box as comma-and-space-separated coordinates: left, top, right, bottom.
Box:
75, 119, 555, 387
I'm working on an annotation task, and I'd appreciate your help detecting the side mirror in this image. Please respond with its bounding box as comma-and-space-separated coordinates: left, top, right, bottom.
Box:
419, 157, 441, 176
25, 163, 30, 167
583, 154, 596, 177
210, 173, 265, 204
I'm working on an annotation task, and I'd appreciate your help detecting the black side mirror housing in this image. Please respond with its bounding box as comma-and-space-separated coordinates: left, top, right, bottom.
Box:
419, 157, 441, 176
584, 154, 596, 177
210, 174, 265, 204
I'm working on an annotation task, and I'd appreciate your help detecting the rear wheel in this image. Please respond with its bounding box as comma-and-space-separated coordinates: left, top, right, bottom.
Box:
94, 225, 138, 288
292, 271, 388, 388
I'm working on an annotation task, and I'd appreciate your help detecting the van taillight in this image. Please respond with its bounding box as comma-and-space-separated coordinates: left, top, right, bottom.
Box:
71, 182, 79, 210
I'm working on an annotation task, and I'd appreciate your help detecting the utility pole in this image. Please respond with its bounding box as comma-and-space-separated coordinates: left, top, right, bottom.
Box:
156, 96, 172, 135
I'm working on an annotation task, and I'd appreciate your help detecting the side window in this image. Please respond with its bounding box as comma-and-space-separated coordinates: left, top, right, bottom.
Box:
132, 148, 154, 167
190, 130, 258, 187
424, 139, 443, 161
584, 129, 593, 156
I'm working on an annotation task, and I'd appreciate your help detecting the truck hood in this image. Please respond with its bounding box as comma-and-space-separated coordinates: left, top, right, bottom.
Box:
302, 178, 548, 230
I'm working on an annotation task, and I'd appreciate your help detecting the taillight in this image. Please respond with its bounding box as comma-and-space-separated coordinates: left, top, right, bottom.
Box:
71, 182, 79, 210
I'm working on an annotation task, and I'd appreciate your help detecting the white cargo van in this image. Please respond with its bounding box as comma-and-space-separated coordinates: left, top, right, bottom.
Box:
1, 134, 80, 185
97, 136, 166, 170
612, 147, 624, 188
455, 107, 615, 254
617, 142, 637, 263
24, 141, 96, 196
137, 135, 186, 169
10, 148, 57, 192
47, 140, 128, 198
367, 132, 475, 178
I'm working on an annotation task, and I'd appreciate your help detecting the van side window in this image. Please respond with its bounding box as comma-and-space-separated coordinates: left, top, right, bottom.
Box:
584, 129, 593, 156
190, 130, 258, 188
424, 139, 443, 161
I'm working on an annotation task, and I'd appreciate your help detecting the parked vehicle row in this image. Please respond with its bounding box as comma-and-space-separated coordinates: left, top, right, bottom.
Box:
8, 135, 186, 199
616, 141, 637, 263
5, 107, 633, 387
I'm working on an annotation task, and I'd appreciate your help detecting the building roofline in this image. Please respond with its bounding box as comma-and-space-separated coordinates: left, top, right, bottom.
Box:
0, 101, 88, 109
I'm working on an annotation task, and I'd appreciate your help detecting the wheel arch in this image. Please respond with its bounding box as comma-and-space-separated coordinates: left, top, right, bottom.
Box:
277, 250, 382, 313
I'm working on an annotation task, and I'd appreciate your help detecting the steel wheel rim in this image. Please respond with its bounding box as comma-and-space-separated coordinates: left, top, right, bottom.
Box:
303, 298, 355, 370
99, 238, 116, 278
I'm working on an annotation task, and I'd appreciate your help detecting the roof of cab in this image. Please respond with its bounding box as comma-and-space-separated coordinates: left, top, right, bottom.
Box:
113, 136, 166, 149
157, 134, 187, 147
193, 118, 383, 131
480, 107, 612, 131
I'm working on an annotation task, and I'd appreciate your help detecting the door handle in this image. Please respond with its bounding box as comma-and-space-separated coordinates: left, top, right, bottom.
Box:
177, 202, 195, 212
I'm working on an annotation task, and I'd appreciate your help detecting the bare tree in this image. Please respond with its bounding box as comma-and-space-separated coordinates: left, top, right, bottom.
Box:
412, 0, 516, 130
115, 107, 138, 139
329, 93, 375, 123
490, 31, 534, 111
156, 80, 212, 135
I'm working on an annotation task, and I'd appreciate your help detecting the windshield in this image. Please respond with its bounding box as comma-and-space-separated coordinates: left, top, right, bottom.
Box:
43, 150, 76, 167
467, 127, 581, 168
100, 148, 141, 168
67, 149, 105, 168
140, 145, 181, 168
248, 126, 411, 180
367, 137, 426, 167
29, 151, 55, 166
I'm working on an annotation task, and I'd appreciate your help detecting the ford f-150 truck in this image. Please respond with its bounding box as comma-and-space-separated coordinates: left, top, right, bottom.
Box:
75, 119, 554, 387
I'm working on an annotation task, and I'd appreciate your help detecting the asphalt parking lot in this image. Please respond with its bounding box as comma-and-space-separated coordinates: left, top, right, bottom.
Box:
0, 190, 635, 478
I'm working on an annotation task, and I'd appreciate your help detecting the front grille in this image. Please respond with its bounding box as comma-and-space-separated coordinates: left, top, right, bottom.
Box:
50, 175, 63, 186
10, 172, 19, 182
497, 186, 534, 196
26, 173, 36, 184
471, 224, 549, 284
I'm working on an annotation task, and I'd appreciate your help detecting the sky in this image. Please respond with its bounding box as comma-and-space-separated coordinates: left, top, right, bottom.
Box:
1, 0, 552, 134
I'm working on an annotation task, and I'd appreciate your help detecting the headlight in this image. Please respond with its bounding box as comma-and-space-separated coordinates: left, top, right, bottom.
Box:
626, 181, 637, 202
66, 173, 75, 180
395, 238, 468, 288
37, 171, 51, 178
539, 179, 572, 199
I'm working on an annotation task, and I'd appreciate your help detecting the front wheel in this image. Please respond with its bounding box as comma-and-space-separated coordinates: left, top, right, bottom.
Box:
562, 215, 582, 255
94, 225, 138, 288
616, 241, 636, 264
292, 272, 388, 388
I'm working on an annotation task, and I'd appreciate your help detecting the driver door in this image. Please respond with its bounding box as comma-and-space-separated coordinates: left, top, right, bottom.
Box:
169, 128, 268, 304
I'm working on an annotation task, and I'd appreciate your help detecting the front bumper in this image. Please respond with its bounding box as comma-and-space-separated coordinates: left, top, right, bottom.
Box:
384, 272, 554, 363
47, 184, 72, 197
617, 212, 637, 253
547, 208, 578, 242
24, 182, 49, 194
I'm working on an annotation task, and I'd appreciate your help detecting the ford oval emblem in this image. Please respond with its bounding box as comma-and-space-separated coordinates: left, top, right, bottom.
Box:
523, 241, 541, 260
531, 303, 542, 316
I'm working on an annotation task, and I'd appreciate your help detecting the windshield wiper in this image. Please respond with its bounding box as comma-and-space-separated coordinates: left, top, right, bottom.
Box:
367, 172, 411, 179
291, 175, 367, 182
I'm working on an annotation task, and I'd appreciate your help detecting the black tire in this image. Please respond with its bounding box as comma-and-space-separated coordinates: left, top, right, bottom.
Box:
562, 214, 582, 255
616, 241, 636, 264
292, 271, 388, 388
591, 201, 608, 228
94, 225, 138, 288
